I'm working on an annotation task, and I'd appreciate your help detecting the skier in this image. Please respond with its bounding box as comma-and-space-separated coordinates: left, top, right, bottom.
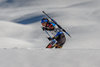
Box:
41, 18, 66, 48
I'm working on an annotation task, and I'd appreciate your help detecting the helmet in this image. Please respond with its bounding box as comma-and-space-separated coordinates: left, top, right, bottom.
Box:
41, 18, 49, 23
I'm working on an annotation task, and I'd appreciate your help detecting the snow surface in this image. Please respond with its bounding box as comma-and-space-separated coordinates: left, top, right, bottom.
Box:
0, 0, 100, 67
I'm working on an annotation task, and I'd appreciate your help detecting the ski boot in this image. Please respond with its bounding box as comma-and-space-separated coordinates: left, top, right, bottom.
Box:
54, 44, 62, 48
46, 44, 54, 48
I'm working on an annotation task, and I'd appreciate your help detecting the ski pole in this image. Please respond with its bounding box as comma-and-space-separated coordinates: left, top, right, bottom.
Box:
44, 30, 51, 38
44, 30, 57, 45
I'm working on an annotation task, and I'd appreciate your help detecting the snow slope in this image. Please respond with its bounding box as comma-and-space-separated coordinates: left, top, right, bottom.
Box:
0, 0, 100, 67
0, 49, 100, 67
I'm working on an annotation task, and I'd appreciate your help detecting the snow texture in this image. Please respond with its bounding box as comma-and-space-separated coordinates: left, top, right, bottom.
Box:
0, 0, 100, 67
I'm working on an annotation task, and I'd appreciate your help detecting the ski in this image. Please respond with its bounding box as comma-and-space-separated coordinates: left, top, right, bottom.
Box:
42, 11, 71, 38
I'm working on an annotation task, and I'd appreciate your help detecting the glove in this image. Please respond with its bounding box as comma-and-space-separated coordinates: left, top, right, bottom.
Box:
42, 27, 46, 31
48, 37, 54, 41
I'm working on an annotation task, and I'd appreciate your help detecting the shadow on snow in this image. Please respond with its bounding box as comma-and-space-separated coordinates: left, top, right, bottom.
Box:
13, 14, 45, 25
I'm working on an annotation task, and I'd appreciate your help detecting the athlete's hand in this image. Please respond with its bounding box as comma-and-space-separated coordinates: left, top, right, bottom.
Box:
47, 37, 53, 41
42, 27, 46, 31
